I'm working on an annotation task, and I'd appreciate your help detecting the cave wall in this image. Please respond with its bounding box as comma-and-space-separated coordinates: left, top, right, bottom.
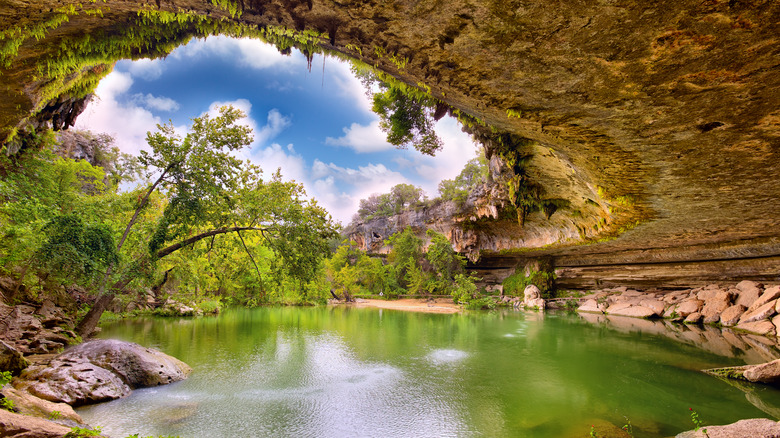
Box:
1, 0, 779, 288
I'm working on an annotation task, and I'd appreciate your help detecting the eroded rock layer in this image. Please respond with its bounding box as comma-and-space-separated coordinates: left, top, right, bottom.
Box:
1, 0, 779, 285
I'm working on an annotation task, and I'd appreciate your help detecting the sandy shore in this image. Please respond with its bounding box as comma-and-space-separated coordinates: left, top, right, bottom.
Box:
344, 297, 461, 314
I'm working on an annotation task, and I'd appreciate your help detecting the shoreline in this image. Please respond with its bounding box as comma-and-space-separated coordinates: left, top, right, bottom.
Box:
340, 297, 461, 314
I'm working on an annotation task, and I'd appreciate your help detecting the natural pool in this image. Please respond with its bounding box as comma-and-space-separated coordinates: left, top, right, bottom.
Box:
79, 306, 780, 437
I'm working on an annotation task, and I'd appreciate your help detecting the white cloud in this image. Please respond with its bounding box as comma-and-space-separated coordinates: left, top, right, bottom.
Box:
325, 120, 394, 153
127, 58, 165, 80
75, 72, 165, 156
253, 143, 308, 183
132, 93, 180, 112
324, 57, 373, 113
257, 109, 292, 147
206, 99, 291, 151
170, 35, 303, 71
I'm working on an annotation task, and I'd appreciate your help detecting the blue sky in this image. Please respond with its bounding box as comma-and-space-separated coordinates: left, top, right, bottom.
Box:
76, 36, 478, 224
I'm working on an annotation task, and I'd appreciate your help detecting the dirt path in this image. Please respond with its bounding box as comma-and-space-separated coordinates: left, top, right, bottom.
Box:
342, 298, 461, 314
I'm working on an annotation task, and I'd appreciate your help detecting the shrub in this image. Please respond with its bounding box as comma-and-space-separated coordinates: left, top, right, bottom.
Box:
502, 267, 556, 298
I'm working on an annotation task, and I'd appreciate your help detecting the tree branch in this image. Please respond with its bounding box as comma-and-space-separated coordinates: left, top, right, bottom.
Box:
155, 226, 267, 259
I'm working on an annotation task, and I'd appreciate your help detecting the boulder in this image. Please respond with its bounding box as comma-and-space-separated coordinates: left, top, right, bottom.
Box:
639, 299, 665, 316
0, 386, 82, 423
676, 418, 780, 438
748, 286, 780, 312
684, 312, 703, 324
525, 298, 546, 309
608, 305, 657, 319
720, 305, 747, 327
697, 288, 723, 302
735, 320, 776, 337
701, 292, 734, 324
739, 300, 778, 325
162, 300, 197, 316
735, 280, 763, 306
606, 301, 633, 314
676, 299, 703, 317
522, 285, 545, 309
22, 360, 131, 405
0, 341, 28, 374
0, 408, 72, 438
20, 339, 191, 406
743, 358, 780, 385
523, 285, 541, 301
577, 299, 605, 314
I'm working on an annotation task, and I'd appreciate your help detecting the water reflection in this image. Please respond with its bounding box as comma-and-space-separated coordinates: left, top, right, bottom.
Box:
78, 307, 780, 438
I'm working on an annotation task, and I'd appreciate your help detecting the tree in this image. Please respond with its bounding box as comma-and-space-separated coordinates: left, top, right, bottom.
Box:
385, 227, 424, 289
390, 183, 423, 211
35, 214, 118, 288
353, 66, 443, 156
425, 229, 465, 281
77, 106, 338, 335
437, 156, 488, 205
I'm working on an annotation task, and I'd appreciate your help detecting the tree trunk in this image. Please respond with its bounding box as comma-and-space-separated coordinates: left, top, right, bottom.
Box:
75, 293, 114, 337
151, 268, 174, 302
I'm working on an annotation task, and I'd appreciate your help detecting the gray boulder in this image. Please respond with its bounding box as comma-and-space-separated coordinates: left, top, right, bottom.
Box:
20, 339, 191, 406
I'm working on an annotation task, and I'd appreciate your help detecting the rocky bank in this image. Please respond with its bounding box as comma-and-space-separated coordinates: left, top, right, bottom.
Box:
575, 280, 780, 338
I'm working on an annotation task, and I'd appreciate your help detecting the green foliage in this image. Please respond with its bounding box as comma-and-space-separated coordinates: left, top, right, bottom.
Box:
689, 408, 709, 437
0, 371, 13, 411
65, 426, 103, 438
0, 397, 15, 412
502, 266, 556, 299
35, 214, 118, 287
437, 156, 489, 205
425, 229, 465, 280
386, 228, 423, 289
372, 85, 442, 155
49, 410, 62, 420
352, 67, 443, 156
354, 183, 425, 222
0, 371, 11, 387
326, 230, 476, 301
325, 241, 397, 299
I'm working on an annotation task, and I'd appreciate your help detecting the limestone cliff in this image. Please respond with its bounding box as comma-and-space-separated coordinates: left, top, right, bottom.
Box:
1, 0, 779, 287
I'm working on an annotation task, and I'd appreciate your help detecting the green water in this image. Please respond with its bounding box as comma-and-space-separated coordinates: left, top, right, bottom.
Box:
78, 307, 780, 437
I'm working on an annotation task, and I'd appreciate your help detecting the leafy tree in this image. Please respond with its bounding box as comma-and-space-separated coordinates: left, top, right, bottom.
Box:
77, 106, 338, 335
0, 131, 116, 300
353, 66, 443, 156
35, 214, 118, 288
437, 156, 488, 205
385, 227, 424, 289
353, 183, 425, 223
390, 183, 424, 210
425, 229, 465, 281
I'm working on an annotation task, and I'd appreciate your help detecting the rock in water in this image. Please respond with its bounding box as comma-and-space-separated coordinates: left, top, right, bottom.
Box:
743, 359, 780, 385
20, 339, 192, 406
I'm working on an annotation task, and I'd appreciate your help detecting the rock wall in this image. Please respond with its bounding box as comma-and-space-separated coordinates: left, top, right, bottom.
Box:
1, 0, 779, 286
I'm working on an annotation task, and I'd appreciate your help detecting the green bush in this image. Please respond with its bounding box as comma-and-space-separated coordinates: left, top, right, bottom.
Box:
196, 299, 221, 314
502, 267, 556, 299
